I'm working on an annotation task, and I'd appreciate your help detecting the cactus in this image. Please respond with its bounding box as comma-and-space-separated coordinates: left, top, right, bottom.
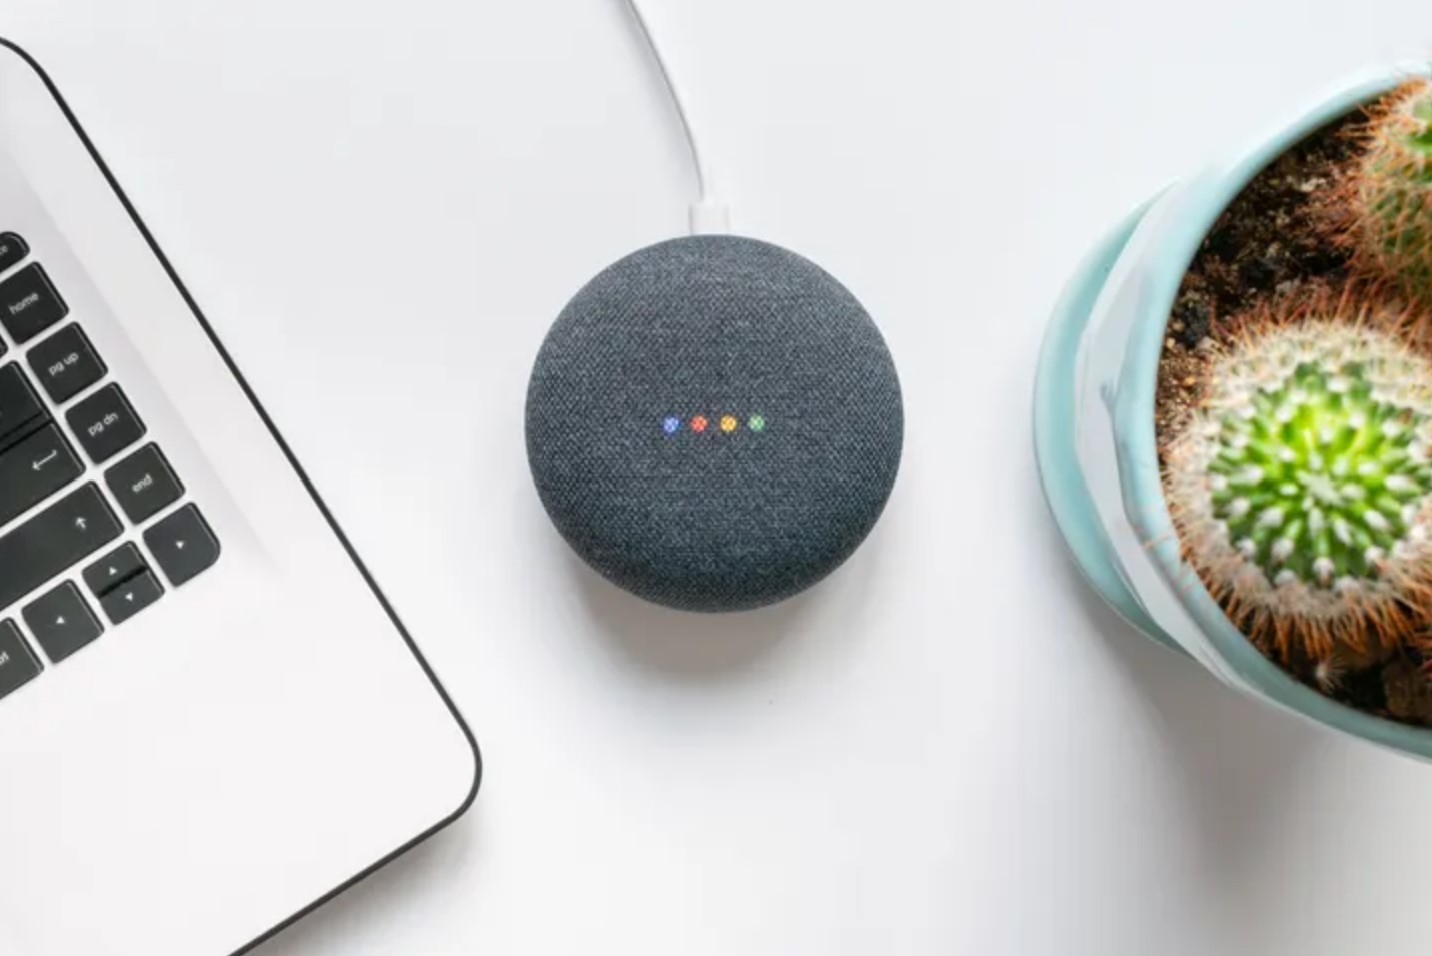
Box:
1165, 293, 1432, 660
1330, 78, 1432, 298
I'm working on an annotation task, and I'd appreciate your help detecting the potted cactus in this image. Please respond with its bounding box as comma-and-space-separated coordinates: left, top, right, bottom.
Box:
1036, 67, 1432, 753
1326, 80, 1432, 302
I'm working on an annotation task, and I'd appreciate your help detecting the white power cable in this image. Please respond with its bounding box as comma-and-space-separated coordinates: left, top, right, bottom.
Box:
621, 0, 731, 234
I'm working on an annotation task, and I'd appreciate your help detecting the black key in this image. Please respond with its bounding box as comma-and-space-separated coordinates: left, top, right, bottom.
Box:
24, 581, 103, 663
66, 384, 145, 464
0, 620, 41, 701
99, 570, 162, 625
0, 264, 68, 343
84, 543, 148, 597
0, 424, 83, 526
0, 363, 45, 450
0, 233, 28, 274
145, 504, 220, 588
105, 444, 183, 524
28, 325, 106, 404
0, 484, 121, 611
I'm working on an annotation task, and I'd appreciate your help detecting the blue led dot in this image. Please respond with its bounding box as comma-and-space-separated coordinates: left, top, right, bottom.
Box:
662, 416, 681, 435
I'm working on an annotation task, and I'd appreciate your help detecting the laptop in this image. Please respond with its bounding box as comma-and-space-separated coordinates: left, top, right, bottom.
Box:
0, 39, 481, 956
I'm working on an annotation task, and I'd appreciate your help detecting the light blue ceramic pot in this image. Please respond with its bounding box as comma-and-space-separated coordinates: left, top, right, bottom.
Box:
1035, 67, 1432, 758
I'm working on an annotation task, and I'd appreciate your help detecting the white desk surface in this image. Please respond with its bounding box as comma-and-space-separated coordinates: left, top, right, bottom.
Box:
8, 1, 1432, 953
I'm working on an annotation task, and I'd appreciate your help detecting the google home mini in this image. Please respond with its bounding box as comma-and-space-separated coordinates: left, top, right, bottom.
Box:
526, 234, 903, 612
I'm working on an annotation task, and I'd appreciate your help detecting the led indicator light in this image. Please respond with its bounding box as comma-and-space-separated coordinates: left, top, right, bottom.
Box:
662, 413, 766, 434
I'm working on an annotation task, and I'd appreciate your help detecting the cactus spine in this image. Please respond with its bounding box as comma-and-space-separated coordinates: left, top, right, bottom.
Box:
1334, 78, 1432, 299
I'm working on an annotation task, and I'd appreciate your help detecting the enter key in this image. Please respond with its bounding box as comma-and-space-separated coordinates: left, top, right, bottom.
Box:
0, 424, 82, 526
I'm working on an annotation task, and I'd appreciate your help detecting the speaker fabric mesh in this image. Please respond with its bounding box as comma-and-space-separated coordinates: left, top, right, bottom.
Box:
526, 235, 903, 612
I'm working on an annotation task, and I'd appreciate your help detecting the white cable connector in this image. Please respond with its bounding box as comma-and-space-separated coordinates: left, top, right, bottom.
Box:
688, 199, 731, 235
622, 0, 731, 234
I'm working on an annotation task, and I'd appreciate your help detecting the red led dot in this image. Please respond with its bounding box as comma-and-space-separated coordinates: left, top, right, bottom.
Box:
690, 415, 709, 433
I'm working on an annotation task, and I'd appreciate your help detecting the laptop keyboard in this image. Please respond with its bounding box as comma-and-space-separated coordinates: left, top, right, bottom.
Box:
0, 234, 219, 701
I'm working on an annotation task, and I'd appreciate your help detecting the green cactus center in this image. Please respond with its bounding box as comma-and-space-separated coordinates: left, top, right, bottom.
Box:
1208, 361, 1432, 589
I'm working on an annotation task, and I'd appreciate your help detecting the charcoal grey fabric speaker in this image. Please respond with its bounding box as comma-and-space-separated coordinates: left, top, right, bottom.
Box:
526, 235, 903, 612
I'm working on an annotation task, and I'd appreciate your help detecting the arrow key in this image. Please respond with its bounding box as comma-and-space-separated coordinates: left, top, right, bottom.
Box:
83, 543, 148, 598
144, 504, 219, 588
23, 581, 103, 663
99, 570, 162, 626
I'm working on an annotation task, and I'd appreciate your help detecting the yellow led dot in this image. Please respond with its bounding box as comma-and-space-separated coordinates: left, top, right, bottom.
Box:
720, 415, 738, 433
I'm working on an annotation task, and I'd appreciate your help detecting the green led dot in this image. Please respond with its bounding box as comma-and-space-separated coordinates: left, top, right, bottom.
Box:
748, 414, 766, 433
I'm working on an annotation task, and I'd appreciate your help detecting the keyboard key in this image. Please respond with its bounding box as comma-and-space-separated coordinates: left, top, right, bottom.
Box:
28, 325, 106, 404
0, 620, 41, 701
0, 424, 83, 526
66, 384, 145, 464
0, 233, 28, 274
105, 444, 183, 524
144, 504, 220, 588
84, 543, 148, 597
0, 363, 46, 450
99, 570, 162, 625
0, 264, 68, 343
24, 581, 103, 663
0, 484, 121, 611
